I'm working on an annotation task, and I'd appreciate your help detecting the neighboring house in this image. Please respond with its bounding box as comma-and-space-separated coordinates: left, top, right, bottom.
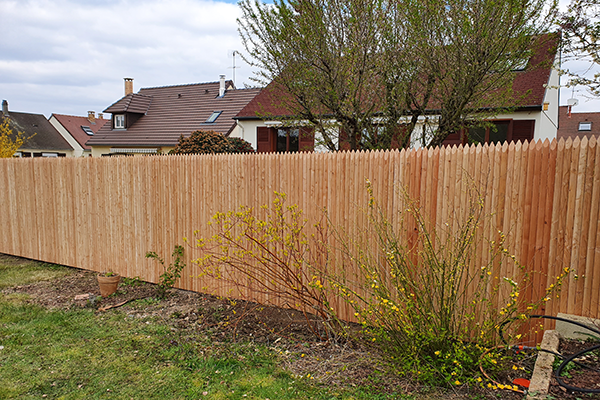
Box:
557, 105, 600, 140
233, 33, 560, 152
1, 100, 73, 157
49, 112, 109, 157
87, 76, 262, 156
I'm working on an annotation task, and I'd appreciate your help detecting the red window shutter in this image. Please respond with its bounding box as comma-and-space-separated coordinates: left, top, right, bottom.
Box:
512, 120, 535, 143
441, 131, 464, 147
391, 125, 410, 149
339, 128, 351, 151
299, 127, 315, 152
257, 126, 273, 153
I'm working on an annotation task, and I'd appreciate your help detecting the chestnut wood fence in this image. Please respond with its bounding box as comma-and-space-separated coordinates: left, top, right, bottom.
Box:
1, 137, 599, 334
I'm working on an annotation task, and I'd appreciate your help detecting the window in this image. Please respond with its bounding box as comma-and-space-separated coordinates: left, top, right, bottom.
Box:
579, 122, 592, 131
256, 126, 315, 153
442, 119, 535, 147
81, 125, 94, 135
277, 128, 299, 152
114, 114, 125, 129
468, 121, 510, 145
205, 111, 222, 124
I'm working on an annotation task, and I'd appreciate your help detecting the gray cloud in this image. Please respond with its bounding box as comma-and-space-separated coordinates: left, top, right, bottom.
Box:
0, 0, 253, 117
0, 0, 598, 118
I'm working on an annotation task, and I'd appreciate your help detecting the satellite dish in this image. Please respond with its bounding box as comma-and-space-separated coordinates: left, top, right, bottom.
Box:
567, 98, 579, 107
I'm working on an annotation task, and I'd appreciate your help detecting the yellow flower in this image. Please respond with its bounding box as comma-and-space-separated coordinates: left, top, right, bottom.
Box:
476, 377, 482, 382
512, 365, 518, 370
454, 380, 461, 385
434, 351, 441, 356
498, 384, 505, 390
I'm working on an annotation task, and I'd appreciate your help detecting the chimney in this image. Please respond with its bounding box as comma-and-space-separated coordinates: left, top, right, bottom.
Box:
2, 100, 8, 117
124, 78, 134, 95
88, 111, 96, 124
98, 113, 104, 120
219, 74, 226, 97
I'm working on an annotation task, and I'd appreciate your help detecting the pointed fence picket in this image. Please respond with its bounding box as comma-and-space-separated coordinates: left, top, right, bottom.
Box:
0, 138, 599, 337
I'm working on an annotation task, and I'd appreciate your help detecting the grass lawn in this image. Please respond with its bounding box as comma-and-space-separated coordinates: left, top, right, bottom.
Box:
0, 256, 411, 400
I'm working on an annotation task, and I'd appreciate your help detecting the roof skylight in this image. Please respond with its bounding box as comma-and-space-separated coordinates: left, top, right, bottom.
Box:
81, 125, 94, 135
205, 111, 222, 123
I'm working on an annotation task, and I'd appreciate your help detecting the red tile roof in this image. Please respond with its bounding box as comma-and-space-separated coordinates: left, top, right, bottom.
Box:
558, 106, 600, 139
51, 113, 109, 150
236, 33, 559, 120
88, 81, 261, 147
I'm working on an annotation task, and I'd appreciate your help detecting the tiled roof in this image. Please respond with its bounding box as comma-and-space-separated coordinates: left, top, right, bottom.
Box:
88, 81, 261, 147
236, 33, 558, 120
558, 106, 600, 139
51, 113, 109, 150
1, 111, 72, 151
104, 93, 153, 114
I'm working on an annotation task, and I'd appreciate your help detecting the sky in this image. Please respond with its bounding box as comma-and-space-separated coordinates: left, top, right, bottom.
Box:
0, 0, 598, 119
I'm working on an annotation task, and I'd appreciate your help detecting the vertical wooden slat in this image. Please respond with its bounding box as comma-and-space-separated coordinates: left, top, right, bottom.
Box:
1, 139, 599, 325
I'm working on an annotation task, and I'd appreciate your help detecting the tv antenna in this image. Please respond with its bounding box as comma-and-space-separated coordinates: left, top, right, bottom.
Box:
228, 50, 241, 86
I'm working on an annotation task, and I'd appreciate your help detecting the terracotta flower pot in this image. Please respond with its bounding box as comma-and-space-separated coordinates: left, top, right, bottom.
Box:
97, 275, 120, 297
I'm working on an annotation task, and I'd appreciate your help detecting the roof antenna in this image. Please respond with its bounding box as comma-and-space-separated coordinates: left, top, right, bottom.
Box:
566, 87, 579, 119
228, 50, 241, 87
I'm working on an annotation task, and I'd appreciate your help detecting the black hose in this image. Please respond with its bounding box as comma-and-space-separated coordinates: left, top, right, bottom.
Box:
555, 343, 600, 393
498, 314, 600, 394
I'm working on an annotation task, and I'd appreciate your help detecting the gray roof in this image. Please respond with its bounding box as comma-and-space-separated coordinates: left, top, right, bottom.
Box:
1, 111, 73, 151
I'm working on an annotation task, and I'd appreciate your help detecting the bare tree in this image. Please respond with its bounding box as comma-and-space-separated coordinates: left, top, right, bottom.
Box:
239, 0, 557, 149
559, 0, 600, 97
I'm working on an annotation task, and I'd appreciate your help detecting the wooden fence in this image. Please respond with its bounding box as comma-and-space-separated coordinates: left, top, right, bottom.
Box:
1, 137, 599, 333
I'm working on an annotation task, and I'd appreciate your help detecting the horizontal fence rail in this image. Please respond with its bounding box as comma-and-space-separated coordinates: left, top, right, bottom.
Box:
1, 137, 599, 338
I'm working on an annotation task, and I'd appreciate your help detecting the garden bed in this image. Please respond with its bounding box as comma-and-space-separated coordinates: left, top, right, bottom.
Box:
547, 337, 600, 398
5, 254, 599, 398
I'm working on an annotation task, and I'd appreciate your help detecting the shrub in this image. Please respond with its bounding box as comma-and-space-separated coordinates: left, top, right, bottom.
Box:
227, 137, 255, 153
171, 130, 231, 155
146, 245, 186, 299
192, 193, 337, 340
332, 180, 569, 386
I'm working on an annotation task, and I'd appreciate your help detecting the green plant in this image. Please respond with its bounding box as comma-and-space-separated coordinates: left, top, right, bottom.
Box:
227, 137, 255, 153
122, 276, 143, 286
146, 245, 186, 299
170, 130, 232, 155
100, 271, 118, 277
332, 180, 569, 386
192, 192, 338, 340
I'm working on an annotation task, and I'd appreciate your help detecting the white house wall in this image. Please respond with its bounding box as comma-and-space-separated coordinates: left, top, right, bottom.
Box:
48, 116, 82, 157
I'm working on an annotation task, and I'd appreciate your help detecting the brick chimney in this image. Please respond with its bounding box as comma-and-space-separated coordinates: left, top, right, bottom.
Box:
88, 111, 96, 124
2, 100, 8, 117
124, 78, 134, 96
98, 113, 104, 120
219, 75, 226, 97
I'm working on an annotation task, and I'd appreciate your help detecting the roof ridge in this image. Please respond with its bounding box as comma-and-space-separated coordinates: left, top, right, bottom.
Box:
140, 81, 223, 90
53, 113, 108, 119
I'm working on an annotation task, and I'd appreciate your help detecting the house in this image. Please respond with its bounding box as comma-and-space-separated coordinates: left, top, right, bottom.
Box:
87, 77, 262, 156
557, 106, 600, 140
233, 33, 560, 152
1, 100, 73, 157
49, 112, 109, 157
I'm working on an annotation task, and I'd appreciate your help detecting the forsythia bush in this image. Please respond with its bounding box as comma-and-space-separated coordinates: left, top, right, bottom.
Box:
0, 118, 30, 158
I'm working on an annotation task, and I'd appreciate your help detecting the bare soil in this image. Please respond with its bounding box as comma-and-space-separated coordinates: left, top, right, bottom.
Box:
9, 255, 593, 398
548, 338, 600, 398
1, 261, 409, 394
